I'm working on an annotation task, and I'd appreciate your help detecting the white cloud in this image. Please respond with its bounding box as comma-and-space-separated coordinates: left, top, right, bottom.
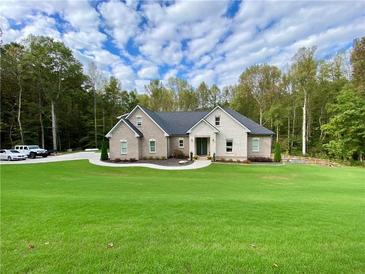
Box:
138, 66, 160, 79
1, 0, 365, 91
99, 0, 140, 47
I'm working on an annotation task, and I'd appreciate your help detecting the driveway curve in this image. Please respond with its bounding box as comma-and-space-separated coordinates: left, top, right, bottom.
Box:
0, 152, 211, 170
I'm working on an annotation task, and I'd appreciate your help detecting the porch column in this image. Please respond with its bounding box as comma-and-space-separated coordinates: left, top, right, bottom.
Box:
210, 133, 217, 157
190, 136, 195, 156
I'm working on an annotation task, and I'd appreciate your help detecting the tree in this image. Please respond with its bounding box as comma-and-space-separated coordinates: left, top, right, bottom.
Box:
322, 84, 365, 161
2, 43, 26, 144
351, 37, 365, 96
145, 80, 174, 111
274, 143, 282, 162
196, 82, 210, 109
100, 138, 108, 161
167, 77, 198, 110
238, 64, 281, 125
88, 62, 105, 148
291, 47, 317, 156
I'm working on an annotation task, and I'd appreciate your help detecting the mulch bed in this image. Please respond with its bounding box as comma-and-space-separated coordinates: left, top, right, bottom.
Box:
105, 158, 193, 166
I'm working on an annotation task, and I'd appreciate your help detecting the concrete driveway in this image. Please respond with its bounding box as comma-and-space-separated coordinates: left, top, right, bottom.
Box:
0, 152, 211, 170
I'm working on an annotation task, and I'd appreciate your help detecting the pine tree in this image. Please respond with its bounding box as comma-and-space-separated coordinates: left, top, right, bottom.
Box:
274, 142, 282, 162
100, 139, 109, 161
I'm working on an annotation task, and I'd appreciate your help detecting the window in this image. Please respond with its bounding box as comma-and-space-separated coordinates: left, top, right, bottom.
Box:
215, 116, 220, 126
226, 139, 233, 153
252, 138, 260, 152
178, 138, 184, 148
149, 139, 156, 153
136, 116, 142, 127
120, 140, 128, 154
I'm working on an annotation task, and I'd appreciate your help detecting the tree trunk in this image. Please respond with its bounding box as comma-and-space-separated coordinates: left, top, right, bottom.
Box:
287, 113, 290, 153
51, 100, 57, 151
17, 76, 24, 144
276, 124, 279, 143
291, 104, 296, 150
302, 91, 307, 156
38, 92, 45, 148
102, 110, 105, 135
94, 89, 97, 148
259, 108, 263, 125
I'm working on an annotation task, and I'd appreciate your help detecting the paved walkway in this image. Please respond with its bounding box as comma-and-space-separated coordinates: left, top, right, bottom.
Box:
0, 152, 212, 170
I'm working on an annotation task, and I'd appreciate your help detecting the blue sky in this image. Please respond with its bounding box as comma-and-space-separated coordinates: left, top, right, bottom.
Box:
1, 0, 365, 91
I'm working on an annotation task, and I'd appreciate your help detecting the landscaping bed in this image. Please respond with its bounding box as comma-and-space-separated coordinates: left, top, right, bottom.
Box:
105, 158, 193, 166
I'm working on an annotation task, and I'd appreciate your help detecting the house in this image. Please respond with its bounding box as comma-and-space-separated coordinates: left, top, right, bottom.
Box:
105, 105, 274, 161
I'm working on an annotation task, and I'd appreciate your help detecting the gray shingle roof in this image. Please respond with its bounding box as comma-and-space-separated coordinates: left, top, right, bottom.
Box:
126, 106, 273, 136
155, 111, 208, 135
224, 108, 274, 135
124, 119, 143, 137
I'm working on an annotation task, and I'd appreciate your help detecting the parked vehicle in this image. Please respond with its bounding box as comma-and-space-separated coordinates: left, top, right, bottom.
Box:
14, 145, 48, 159
0, 149, 27, 161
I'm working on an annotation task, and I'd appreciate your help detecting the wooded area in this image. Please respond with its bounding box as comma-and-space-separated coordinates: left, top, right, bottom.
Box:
1, 35, 364, 161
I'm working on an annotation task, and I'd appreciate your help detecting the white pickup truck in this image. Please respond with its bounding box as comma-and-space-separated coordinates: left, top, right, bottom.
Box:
14, 145, 48, 159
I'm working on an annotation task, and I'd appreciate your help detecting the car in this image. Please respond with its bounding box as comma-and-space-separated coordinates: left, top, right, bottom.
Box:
14, 145, 48, 159
0, 149, 27, 161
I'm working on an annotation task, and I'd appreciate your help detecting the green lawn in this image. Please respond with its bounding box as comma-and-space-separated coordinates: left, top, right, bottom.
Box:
1, 161, 364, 273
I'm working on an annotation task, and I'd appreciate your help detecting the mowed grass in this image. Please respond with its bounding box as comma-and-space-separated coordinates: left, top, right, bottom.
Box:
1, 161, 364, 273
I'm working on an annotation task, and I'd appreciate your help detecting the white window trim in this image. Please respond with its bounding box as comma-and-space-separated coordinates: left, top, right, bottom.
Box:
149, 139, 156, 153
178, 138, 184, 148
226, 139, 233, 153
252, 138, 260, 152
120, 140, 128, 155
136, 116, 142, 127
215, 115, 220, 126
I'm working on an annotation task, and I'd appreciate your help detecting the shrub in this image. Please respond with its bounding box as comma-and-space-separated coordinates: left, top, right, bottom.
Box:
113, 158, 121, 163
207, 156, 212, 160
227, 159, 233, 162
248, 157, 273, 162
161, 156, 167, 160
148, 156, 155, 160
193, 156, 198, 160
100, 139, 108, 161
190, 152, 193, 161
129, 158, 137, 162
213, 153, 216, 162
274, 142, 282, 162
242, 160, 251, 164
173, 149, 185, 159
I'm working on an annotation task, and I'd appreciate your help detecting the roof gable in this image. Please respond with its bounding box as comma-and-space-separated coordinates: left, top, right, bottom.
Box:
105, 118, 143, 138
126, 105, 170, 136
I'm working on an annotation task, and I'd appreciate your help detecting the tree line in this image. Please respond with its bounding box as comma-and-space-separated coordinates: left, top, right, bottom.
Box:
1, 35, 364, 161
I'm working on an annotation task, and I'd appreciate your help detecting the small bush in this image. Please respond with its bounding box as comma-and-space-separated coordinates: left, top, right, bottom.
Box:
213, 153, 216, 162
100, 139, 108, 161
207, 156, 212, 160
242, 160, 251, 164
161, 156, 167, 160
248, 157, 273, 162
190, 152, 193, 161
148, 156, 155, 160
274, 142, 282, 162
173, 149, 185, 159
193, 156, 198, 160
227, 159, 233, 162
113, 158, 121, 163
129, 158, 137, 162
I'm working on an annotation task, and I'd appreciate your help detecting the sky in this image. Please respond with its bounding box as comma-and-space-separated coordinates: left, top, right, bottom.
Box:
1, 0, 365, 92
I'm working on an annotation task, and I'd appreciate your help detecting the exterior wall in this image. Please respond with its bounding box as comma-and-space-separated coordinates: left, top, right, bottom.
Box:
109, 122, 140, 160
189, 122, 217, 157
128, 108, 168, 158
247, 135, 272, 158
205, 108, 249, 160
169, 136, 189, 157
